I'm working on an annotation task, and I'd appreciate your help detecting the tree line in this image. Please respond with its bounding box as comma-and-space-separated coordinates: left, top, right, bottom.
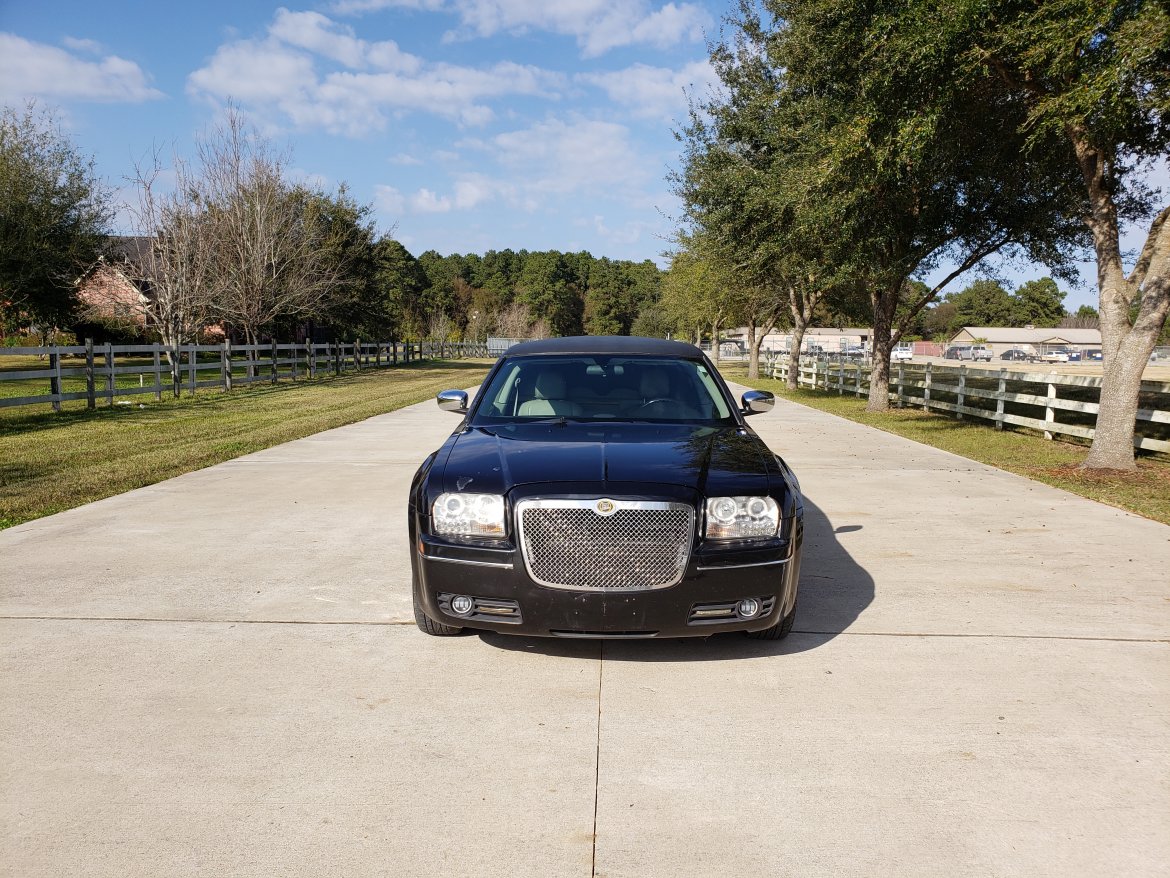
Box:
674, 0, 1168, 471
0, 102, 664, 354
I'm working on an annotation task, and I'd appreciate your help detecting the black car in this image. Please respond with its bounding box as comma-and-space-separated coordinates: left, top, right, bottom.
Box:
408, 336, 804, 640
1000, 349, 1031, 361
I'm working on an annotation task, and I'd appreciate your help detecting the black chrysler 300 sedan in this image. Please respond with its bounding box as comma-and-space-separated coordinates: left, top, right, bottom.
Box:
408, 336, 803, 640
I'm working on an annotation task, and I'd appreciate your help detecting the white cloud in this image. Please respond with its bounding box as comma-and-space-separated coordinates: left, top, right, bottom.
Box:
374, 184, 406, 213
389, 152, 423, 165
578, 60, 717, 120
410, 187, 453, 212
187, 11, 562, 134
61, 36, 103, 54
331, 0, 710, 56
0, 33, 163, 103
379, 115, 659, 219
489, 116, 652, 195
269, 8, 421, 72
592, 214, 652, 246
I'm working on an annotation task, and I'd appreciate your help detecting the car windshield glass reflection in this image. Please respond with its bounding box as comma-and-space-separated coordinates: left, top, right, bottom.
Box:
473, 355, 735, 424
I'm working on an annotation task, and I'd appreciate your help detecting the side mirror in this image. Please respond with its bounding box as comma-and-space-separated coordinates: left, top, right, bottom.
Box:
741, 390, 775, 416
437, 389, 468, 413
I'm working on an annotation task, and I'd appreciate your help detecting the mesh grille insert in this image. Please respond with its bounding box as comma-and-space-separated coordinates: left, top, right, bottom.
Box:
517, 499, 694, 590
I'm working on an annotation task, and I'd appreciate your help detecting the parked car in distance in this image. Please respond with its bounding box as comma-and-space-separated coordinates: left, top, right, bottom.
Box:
946, 344, 992, 362
409, 336, 804, 641
1000, 348, 1031, 362
1086, 350, 1103, 361
842, 346, 866, 359
891, 346, 914, 361
1040, 348, 1071, 363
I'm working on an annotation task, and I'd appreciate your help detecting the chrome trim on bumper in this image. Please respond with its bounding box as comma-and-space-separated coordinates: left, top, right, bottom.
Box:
424, 554, 514, 570
695, 557, 788, 572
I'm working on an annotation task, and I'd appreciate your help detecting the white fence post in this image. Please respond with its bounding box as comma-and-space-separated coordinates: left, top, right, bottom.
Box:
1045, 382, 1057, 440
224, 341, 234, 391
995, 369, 1006, 430
957, 365, 966, 420
923, 362, 932, 413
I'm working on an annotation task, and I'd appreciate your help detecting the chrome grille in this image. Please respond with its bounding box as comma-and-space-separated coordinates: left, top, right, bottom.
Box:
517, 499, 694, 590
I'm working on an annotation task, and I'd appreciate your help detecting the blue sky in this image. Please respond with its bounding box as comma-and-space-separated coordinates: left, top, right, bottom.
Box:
0, 1, 719, 262
0, 0, 1161, 313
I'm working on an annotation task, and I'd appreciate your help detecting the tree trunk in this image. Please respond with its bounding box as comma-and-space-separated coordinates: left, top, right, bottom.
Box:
866, 285, 898, 412
244, 325, 257, 379
710, 317, 721, 364
747, 321, 773, 381
1073, 132, 1170, 470
746, 323, 759, 379
787, 316, 808, 391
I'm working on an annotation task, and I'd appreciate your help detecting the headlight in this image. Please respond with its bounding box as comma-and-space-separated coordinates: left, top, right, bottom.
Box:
432, 492, 505, 537
704, 496, 779, 540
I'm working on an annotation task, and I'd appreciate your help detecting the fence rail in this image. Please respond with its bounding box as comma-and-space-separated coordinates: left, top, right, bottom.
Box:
770, 358, 1170, 453
0, 340, 490, 413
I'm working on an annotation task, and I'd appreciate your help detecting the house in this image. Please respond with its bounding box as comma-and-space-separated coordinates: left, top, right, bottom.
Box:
948, 326, 1102, 356
727, 326, 873, 353
75, 236, 154, 325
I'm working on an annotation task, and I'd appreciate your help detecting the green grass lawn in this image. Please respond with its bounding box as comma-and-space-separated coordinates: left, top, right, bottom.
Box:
736, 371, 1170, 526
0, 360, 490, 529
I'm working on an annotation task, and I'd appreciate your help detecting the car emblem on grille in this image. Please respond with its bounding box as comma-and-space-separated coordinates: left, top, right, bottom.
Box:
595, 499, 616, 516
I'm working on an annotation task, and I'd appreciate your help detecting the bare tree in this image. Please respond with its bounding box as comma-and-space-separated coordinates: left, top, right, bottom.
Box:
494, 301, 533, 338
427, 310, 453, 341
126, 149, 216, 387
197, 111, 338, 359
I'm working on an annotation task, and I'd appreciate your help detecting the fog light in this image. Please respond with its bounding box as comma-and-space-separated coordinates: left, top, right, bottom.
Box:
450, 595, 475, 616
736, 598, 761, 619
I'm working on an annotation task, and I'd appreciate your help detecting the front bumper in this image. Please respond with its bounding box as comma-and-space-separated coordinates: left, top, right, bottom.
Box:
413, 531, 802, 638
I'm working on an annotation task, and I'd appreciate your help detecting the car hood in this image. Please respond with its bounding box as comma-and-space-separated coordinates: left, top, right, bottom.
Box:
439, 423, 772, 497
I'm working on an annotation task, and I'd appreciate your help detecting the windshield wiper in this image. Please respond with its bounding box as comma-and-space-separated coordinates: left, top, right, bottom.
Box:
519, 416, 581, 426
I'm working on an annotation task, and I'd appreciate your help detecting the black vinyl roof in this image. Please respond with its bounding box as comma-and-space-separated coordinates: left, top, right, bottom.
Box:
506, 335, 703, 358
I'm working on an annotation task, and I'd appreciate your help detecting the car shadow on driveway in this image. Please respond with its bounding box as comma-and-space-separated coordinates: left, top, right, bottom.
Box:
479, 496, 873, 662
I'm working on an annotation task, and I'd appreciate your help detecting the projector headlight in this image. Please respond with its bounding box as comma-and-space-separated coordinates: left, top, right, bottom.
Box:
432, 492, 505, 537
704, 496, 780, 540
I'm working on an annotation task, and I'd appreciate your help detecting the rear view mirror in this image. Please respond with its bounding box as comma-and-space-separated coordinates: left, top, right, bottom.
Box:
437, 389, 468, 413
741, 390, 775, 416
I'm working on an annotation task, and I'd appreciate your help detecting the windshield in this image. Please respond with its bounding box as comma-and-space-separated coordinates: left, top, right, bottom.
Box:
472, 355, 735, 425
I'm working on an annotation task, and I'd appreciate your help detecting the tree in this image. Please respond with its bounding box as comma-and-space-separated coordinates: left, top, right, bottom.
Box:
378, 238, 430, 339
947, 280, 1016, 329
0, 102, 111, 339
967, 0, 1170, 470
127, 149, 215, 373
196, 111, 339, 352
1011, 278, 1066, 327
515, 251, 583, 336
630, 303, 676, 339
298, 186, 381, 340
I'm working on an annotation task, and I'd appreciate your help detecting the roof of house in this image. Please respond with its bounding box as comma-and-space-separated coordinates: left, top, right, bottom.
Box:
107, 235, 154, 266
952, 327, 1102, 345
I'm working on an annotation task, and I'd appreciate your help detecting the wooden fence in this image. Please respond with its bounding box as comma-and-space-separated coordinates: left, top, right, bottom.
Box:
0, 339, 489, 413
770, 358, 1170, 453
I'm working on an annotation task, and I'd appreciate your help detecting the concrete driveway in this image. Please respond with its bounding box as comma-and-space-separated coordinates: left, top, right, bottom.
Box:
2, 384, 1167, 877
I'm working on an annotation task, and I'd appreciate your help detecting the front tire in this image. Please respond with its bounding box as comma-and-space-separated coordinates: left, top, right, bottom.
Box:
410, 551, 465, 636
413, 591, 465, 636
744, 600, 797, 641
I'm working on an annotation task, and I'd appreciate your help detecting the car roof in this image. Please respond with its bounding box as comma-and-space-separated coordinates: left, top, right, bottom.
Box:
505, 335, 703, 358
